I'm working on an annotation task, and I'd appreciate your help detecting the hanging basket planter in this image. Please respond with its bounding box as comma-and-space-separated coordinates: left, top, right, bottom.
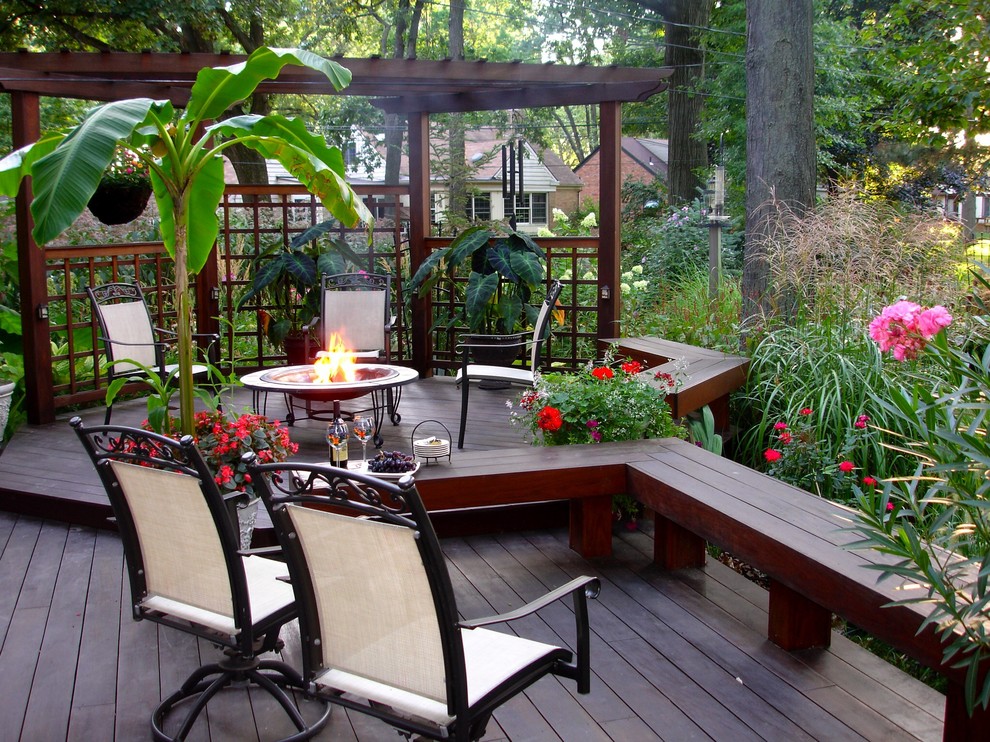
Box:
87, 181, 153, 225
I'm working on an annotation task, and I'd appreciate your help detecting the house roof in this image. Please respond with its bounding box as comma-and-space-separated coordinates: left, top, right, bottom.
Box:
0, 52, 671, 115
575, 136, 669, 178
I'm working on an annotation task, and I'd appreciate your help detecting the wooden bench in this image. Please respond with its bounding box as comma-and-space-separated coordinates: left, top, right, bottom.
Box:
601, 336, 749, 432
627, 438, 988, 741
415, 440, 659, 558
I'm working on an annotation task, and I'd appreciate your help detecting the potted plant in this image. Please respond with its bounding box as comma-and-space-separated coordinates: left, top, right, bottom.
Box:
86, 145, 152, 225
407, 224, 547, 343
0, 47, 373, 435
236, 221, 366, 363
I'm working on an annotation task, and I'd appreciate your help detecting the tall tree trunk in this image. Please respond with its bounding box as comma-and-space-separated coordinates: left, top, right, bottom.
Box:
663, 0, 714, 204
447, 0, 468, 222
383, 0, 425, 185
742, 0, 816, 324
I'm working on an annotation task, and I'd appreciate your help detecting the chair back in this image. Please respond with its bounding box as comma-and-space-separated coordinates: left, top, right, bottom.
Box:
72, 421, 248, 629
320, 273, 391, 354
529, 280, 563, 372
249, 463, 466, 711
87, 282, 160, 374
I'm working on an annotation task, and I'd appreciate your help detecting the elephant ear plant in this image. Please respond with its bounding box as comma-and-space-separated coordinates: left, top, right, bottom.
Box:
0, 47, 372, 435
406, 225, 546, 334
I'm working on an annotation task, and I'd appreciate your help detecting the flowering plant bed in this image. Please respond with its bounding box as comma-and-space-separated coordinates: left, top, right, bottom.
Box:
511, 352, 683, 446
145, 410, 297, 497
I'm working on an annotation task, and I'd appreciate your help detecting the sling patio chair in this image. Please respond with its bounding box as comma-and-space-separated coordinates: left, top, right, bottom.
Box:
295, 271, 401, 427
455, 279, 563, 448
87, 281, 219, 424
247, 457, 600, 742
71, 418, 331, 742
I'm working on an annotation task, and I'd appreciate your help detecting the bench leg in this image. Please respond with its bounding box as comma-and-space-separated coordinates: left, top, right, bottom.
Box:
768, 579, 832, 650
569, 495, 612, 558
943, 680, 990, 741
653, 513, 706, 569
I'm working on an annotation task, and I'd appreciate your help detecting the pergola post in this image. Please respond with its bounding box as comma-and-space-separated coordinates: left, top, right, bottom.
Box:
407, 110, 433, 376
12, 91, 54, 425
597, 101, 622, 342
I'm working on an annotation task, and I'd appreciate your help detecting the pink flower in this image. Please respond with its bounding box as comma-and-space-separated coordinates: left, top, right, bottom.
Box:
854, 414, 870, 429
862, 476, 877, 486
778, 432, 792, 444
886, 502, 894, 512
870, 301, 952, 361
799, 408, 813, 416
838, 460, 855, 473
773, 422, 788, 430
915, 305, 952, 337
764, 449, 782, 463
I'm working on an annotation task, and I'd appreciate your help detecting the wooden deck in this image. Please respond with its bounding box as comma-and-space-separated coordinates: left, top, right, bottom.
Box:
0, 376, 948, 740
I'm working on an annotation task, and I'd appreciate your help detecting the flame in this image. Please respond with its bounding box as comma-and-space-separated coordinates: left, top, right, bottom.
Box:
313, 333, 357, 383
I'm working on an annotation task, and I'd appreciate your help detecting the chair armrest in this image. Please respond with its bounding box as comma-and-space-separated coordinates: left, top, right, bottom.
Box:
459, 575, 600, 693
239, 544, 285, 559
99, 335, 169, 350
301, 316, 320, 334
458, 575, 600, 628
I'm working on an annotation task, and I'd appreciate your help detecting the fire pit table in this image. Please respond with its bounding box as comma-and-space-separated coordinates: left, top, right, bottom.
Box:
240, 363, 419, 447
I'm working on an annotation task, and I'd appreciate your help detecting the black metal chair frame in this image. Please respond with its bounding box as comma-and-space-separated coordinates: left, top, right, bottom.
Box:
455, 280, 563, 448
248, 457, 599, 742
71, 418, 330, 742
87, 281, 220, 424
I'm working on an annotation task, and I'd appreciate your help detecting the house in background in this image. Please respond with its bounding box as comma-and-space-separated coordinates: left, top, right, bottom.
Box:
237, 128, 583, 235
575, 137, 668, 208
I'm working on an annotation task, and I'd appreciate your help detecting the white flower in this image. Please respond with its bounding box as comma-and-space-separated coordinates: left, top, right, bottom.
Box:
552, 208, 569, 223
582, 271, 596, 281
537, 227, 555, 237
633, 280, 649, 290
631, 264, 643, 274
621, 271, 634, 281
581, 212, 598, 228
620, 282, 631, 294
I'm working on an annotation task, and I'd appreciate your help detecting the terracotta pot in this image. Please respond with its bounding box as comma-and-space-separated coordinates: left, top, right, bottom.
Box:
87, 181, 152, 225
283, 333, 314, 366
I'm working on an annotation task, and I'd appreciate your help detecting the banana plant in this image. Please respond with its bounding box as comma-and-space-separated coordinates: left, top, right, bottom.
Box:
0, 47, 373, 435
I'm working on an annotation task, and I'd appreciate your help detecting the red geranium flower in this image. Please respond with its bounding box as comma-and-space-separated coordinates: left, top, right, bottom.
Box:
620, 360, 642, 375
591, 366, 614, 381
536, 405, 564, 432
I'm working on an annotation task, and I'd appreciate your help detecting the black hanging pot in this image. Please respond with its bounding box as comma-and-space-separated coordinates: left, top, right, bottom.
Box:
87, 181, 153, 225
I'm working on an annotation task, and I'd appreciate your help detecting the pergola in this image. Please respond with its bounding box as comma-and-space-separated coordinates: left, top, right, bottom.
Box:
1, 51, 671, 424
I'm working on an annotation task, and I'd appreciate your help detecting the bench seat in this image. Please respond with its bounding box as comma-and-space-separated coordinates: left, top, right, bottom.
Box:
628, 438, 988, 741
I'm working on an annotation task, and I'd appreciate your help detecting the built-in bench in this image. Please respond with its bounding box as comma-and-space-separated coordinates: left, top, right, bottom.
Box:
417, 438, 988, 740
628, 438, 988, 741
601, 336, 749, 431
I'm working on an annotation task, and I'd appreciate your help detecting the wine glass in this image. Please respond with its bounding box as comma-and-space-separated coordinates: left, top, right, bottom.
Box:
327, 418, 348, 467
353, 416, 374, 465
